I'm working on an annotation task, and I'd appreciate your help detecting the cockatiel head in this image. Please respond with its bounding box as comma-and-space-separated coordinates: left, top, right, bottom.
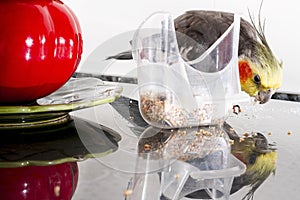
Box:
238, 10, 282, 104
230, 134, 277, 199
223, 122, 277, 200
174, 9, 283, 104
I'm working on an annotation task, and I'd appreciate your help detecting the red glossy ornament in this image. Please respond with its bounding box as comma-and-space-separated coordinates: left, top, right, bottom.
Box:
0, 162, 79, 200
0, 0, 83, 103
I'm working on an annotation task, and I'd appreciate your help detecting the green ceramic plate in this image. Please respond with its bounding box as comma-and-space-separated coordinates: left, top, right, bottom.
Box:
0, 77, 123, 129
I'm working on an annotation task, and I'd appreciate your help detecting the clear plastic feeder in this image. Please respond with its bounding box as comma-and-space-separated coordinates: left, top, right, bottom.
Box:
126, 126, 246, 200
133, 12, 243, 128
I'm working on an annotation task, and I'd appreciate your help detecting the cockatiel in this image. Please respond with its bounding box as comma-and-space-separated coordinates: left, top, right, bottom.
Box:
108, 10, 282, 104
223, 122, 277, 200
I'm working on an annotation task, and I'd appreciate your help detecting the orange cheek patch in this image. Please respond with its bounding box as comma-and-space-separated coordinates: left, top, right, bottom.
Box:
238, 61, 252, 83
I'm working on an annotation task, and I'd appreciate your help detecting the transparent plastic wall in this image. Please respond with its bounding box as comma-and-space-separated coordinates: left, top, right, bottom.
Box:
133, 12, 242, 128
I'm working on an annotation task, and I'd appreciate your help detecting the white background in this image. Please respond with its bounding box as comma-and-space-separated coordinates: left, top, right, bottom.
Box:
64, 0, 300, 93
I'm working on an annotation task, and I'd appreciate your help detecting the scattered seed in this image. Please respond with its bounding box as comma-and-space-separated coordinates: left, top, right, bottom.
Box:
287, 131, 292, 136
144, 144, 151, 151
229, 139, 235, 145
123, 189, 133, 197
232, 105, 242, 115
195, 131, 202, 137
243, 132, 249, 138
54, 186, 60, 197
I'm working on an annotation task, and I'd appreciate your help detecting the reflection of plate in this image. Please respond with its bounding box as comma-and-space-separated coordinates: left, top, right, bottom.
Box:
0, 116, 121, 168
0, 78, 123, 129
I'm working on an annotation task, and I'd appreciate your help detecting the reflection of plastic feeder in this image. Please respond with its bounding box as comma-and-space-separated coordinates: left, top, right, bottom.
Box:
133, 12, 243, 128
160, 156, 246, 200
126, 126, 246, 200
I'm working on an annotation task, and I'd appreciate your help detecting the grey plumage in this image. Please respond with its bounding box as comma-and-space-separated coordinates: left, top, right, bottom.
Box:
174, 10, 257, 60
107, 10, 258, 63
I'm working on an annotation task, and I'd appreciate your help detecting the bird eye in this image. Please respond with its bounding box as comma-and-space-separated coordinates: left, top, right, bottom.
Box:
249, 153, 257, 165
253, 74, 261, 84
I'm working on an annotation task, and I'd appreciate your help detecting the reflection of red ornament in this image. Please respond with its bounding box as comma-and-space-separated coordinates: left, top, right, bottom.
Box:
0, 162, 79, 200
0, 0, 83, 103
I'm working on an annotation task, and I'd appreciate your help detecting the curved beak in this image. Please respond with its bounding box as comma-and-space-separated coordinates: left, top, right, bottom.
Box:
255, 89, 275, 104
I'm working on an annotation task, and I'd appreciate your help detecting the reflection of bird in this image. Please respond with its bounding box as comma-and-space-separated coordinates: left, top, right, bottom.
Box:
108, 9, 282, 104
223, 122, 277, 200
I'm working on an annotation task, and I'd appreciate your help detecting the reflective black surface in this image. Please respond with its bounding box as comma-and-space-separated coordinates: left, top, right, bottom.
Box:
70, 96, 300, 200
1, 92, 299, 200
